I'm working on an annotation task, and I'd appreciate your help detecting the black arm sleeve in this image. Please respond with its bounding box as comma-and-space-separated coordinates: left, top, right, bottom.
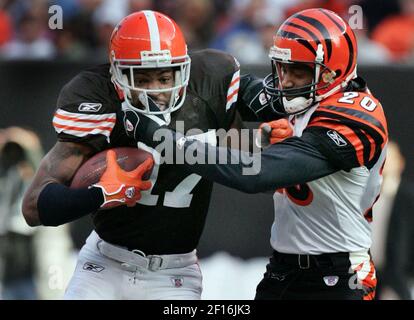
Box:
38, 183, 103, 227
162, 132, 338, 194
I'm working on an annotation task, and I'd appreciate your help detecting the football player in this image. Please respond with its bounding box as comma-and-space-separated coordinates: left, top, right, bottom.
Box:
123, 8, 387, 300
21, 11, 273, 299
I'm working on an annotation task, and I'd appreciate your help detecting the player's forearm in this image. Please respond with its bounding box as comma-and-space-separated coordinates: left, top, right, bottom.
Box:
37, 183, 103, 226
22, 183, 46, 226
22, 141, 97, 226
163, 133, 338, 193
23, 181, 103, 227
22, 167, 62, 226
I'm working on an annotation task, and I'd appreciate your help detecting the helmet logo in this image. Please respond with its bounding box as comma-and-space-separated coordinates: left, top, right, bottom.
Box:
322, 71, 336, 84
141, 50, 172, 66
269, 46, 291, 61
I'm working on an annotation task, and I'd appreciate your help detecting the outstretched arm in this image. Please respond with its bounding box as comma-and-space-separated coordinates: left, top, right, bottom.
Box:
121, 108, 338, 194
166, 133, 337, 193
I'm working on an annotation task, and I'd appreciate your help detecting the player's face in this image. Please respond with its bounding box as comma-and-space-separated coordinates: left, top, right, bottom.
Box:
277, 62, 313, 100
130, 68, 174, 111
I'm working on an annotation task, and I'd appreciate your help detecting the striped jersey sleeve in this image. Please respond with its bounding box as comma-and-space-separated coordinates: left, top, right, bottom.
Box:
53, 109, 116, 142
225, 67, 240, 112
301, 92, 388, 170
190, 49, 242, 131
52, 68, 117, 151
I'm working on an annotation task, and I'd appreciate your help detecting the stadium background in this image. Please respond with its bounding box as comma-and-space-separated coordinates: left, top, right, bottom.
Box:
0, 0, 413, 299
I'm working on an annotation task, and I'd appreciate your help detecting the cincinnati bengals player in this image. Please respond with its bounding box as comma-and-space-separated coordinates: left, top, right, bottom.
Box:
123, 8, 387, 300
22, 10, 273, 299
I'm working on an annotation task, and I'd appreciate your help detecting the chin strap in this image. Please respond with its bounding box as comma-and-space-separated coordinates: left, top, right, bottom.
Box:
282, 96, 314, 115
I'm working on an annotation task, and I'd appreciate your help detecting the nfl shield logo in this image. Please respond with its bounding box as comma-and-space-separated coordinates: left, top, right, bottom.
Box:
125, 187, 135, 199
171, 277, 184, 288
323, 276, 339, 286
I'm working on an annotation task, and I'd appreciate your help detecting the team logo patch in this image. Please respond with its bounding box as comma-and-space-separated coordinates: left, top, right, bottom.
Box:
83, 262, 105, 273
78, 102, 102, 112
171, 277, 184, 288
259, 92, 270, 106
323, 276, 339, 287
125, 187, 135, 199
327, 130, 347, 147
125, 119, 134, 132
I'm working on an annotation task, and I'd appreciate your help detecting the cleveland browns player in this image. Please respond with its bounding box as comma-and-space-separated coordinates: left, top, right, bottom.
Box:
123, 8, 387, 300
21, 10, 274, 299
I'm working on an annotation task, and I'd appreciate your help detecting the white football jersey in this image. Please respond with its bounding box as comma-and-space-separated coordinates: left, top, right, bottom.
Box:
271, 91, 388, 254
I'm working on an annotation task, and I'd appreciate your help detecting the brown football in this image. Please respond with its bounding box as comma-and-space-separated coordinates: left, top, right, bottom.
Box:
70, 147, 153, 189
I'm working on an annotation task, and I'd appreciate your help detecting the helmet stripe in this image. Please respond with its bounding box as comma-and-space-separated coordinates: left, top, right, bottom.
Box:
285, 21, 320, 45
143, 10, 161, 51
343, 32, 354, 76
277, 29, 316, 56
294, 14, 332, 61
318, 9, 346, 32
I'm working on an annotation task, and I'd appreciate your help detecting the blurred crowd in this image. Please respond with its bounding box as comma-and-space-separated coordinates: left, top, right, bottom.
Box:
0, 127, 75, 299
0, 0, 414, 65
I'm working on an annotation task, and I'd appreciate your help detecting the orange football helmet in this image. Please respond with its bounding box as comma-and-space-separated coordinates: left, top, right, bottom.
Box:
109, 10, 191, 115
263, 8, 358, 115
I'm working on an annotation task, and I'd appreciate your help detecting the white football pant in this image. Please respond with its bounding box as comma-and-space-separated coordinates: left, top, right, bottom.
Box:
64, 231, 202, 300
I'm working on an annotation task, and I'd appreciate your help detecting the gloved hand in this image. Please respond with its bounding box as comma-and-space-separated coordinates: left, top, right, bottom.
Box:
255, 118, 293, 148
121, 97, 168, 147
93, 150, 153, 209
239, 75, 274, 121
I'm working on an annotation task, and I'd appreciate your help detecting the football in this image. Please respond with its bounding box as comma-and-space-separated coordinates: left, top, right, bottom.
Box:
70, 147, 153, 189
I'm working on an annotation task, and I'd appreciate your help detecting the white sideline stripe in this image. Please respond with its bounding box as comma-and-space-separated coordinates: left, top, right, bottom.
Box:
143, 10, 161, 51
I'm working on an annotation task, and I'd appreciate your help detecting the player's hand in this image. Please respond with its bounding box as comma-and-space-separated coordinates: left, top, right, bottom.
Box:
240, 75, 272, 119
121, 97, 168, 147
255, 118, 293, 148
93, 150, 153, 209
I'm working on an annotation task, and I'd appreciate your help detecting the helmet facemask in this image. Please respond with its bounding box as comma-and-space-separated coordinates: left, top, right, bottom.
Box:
110, 50, 191, 115
263, 44, 337, 116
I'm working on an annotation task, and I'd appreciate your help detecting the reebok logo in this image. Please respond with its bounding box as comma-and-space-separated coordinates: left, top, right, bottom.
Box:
78, 102, 102, 112
327, 130, 347, 147
83, 262, 105, 273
